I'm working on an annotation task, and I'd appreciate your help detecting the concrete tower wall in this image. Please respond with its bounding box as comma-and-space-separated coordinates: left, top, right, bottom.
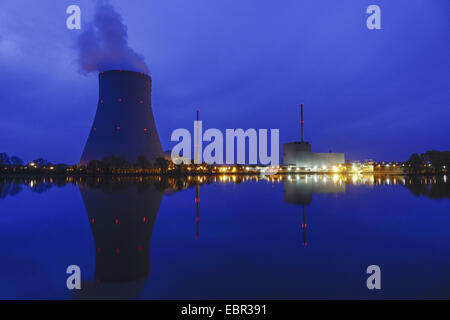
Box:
79, 70, 163, 165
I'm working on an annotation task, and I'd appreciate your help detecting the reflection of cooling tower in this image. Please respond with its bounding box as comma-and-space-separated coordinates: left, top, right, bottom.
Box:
79, 183, 163, 284
79, 70, 163, 165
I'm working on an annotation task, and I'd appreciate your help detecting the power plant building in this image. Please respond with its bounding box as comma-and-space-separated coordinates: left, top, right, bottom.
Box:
79, 70, 163, 165
283, 104, 345, 169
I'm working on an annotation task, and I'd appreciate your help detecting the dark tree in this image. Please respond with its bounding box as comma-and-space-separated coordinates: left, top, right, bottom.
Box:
137, 155, 151, 169
102, 156, 130, 170
407, 153, 423, 174
10, 156, 24, 166
87, 160, 104, 172
32, 158, 51, 167
0, 153, 11, 166
155, 157, 170, 174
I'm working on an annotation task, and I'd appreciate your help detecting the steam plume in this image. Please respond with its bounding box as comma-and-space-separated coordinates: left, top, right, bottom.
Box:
77, 0, 150, 75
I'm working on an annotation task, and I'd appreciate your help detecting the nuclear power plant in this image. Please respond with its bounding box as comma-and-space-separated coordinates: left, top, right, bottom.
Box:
79, 70, 163, 165
283, 104, 345, 170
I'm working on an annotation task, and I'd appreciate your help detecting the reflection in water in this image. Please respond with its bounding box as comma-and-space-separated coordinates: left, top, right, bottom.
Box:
0, 174, 449, 298
283, 175, 346, 246
76, 180, 162, 299
403, 176, 450, 199
72, 177, 208, 299
195, 184, 200, 240
1, 174, 449, 200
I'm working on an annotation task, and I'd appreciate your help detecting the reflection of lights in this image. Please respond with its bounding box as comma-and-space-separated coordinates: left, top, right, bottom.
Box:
352, 175, 358, 184
444, 175, 447, 183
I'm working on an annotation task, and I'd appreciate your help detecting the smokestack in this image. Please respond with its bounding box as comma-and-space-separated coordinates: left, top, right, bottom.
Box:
300, 104, 304, 143
195, 109, 199, 164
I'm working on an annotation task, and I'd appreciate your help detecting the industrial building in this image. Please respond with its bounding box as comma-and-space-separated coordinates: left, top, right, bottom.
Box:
283, 104, 345, 170
79, 70, 163, 165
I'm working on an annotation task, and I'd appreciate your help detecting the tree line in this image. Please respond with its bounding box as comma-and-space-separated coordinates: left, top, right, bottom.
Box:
0, 152, 213, 175
406, 150, 450, 175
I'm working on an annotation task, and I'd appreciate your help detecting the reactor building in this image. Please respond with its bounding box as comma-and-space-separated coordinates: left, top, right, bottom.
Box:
283, 104, 345, 169
79, 70, 163, 165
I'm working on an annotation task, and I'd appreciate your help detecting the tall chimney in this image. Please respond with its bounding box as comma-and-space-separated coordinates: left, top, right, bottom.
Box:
195, 109, 199, 164
300, 104, 304, 143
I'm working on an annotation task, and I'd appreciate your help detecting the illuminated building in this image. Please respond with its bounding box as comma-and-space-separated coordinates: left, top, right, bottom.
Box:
283, 104, 345, 169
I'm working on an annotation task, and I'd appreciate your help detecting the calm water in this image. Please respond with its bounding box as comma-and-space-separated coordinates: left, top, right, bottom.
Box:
0, 174, 449, 300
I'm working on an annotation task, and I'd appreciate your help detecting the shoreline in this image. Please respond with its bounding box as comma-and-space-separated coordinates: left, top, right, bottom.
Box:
0, 172, 446, 178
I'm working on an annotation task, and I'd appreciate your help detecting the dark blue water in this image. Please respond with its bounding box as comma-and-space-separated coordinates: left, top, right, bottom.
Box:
0, 175, 449, 299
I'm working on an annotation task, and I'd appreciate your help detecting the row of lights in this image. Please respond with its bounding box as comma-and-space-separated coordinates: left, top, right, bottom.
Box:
93, 126, 150, 133
90, 216, 149, 224
100, 99, 145, 104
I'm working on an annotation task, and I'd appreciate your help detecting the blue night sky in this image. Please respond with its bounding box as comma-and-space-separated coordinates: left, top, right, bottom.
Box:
0, 0, 449, 164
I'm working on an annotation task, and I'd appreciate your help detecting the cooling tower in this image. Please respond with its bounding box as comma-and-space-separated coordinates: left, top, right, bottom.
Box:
79, 70, 163, 165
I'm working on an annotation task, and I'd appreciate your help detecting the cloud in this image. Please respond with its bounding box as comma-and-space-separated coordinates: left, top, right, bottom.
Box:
77, 0, 149, 74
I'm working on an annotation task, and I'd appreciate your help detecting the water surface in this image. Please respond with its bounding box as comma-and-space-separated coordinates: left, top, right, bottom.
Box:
0, 175, 449, 299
